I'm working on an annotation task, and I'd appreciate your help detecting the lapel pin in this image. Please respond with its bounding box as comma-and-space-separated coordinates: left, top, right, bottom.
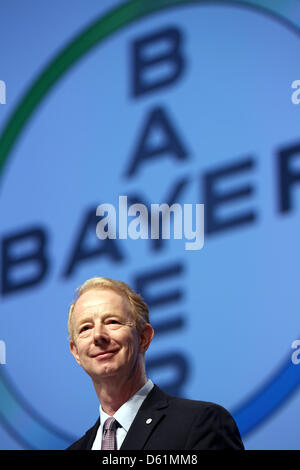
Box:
146, 418, 152, 425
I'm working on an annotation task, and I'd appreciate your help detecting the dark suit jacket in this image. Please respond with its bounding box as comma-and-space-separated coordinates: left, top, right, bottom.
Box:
67, 385, 244, 450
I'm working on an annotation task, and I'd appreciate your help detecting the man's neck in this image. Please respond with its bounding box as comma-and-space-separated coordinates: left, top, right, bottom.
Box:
93, 374, 147, 416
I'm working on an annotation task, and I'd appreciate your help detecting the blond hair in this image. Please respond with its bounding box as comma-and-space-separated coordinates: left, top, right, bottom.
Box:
68, 277, 149, 341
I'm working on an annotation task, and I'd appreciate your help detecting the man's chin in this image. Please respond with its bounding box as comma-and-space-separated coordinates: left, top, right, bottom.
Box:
90, 366, 120, 381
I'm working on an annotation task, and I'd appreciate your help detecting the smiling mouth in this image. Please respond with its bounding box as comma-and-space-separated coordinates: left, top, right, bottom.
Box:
92, 350, 117, 359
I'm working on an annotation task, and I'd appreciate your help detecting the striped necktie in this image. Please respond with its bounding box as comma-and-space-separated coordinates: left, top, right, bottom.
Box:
101, 417, 119, 450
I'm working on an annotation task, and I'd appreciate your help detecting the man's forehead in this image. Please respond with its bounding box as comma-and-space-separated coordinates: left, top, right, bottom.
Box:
73, 288, 130, 317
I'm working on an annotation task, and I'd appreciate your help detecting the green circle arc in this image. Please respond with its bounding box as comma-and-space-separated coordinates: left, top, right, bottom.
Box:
1, 0, 300, 449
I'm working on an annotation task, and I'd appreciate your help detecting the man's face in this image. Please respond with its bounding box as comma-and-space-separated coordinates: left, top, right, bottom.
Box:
70, 288, 152, 382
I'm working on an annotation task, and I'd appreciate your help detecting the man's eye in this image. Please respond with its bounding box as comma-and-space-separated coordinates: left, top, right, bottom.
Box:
107, 319, 121, 326
79, 325, 91, 333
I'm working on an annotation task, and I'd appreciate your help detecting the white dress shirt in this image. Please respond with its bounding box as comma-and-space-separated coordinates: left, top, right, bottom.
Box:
92, 379, 154, 450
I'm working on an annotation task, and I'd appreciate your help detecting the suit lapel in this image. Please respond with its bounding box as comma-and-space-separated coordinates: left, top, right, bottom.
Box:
120, 385, 168, 450
85, 418, 100, 450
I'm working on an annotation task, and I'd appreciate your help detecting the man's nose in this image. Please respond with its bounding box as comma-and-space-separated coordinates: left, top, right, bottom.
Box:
93, 320, 110, 343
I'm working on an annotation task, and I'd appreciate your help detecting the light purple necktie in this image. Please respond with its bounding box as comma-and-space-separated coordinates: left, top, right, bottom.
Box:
101, 417, 119, 450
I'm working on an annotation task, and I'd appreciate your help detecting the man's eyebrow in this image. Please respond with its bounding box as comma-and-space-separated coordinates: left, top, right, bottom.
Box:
76, 312, 123, 325
77, 315, 93, 325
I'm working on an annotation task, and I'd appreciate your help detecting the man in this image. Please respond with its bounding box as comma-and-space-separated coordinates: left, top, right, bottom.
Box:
67, 276, 244, 450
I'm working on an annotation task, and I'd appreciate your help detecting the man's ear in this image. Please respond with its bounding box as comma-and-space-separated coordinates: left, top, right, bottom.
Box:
70, 340, 82, 366
139, 323, 154, 353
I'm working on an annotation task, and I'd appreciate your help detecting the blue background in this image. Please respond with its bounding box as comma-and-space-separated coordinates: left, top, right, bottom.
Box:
0, 0, 300, 450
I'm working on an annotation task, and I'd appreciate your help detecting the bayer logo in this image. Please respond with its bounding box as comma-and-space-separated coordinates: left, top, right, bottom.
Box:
0, 0, 300, 450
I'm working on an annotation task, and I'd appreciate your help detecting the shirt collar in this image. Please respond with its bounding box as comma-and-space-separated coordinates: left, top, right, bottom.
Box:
99, 379, 154, 433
